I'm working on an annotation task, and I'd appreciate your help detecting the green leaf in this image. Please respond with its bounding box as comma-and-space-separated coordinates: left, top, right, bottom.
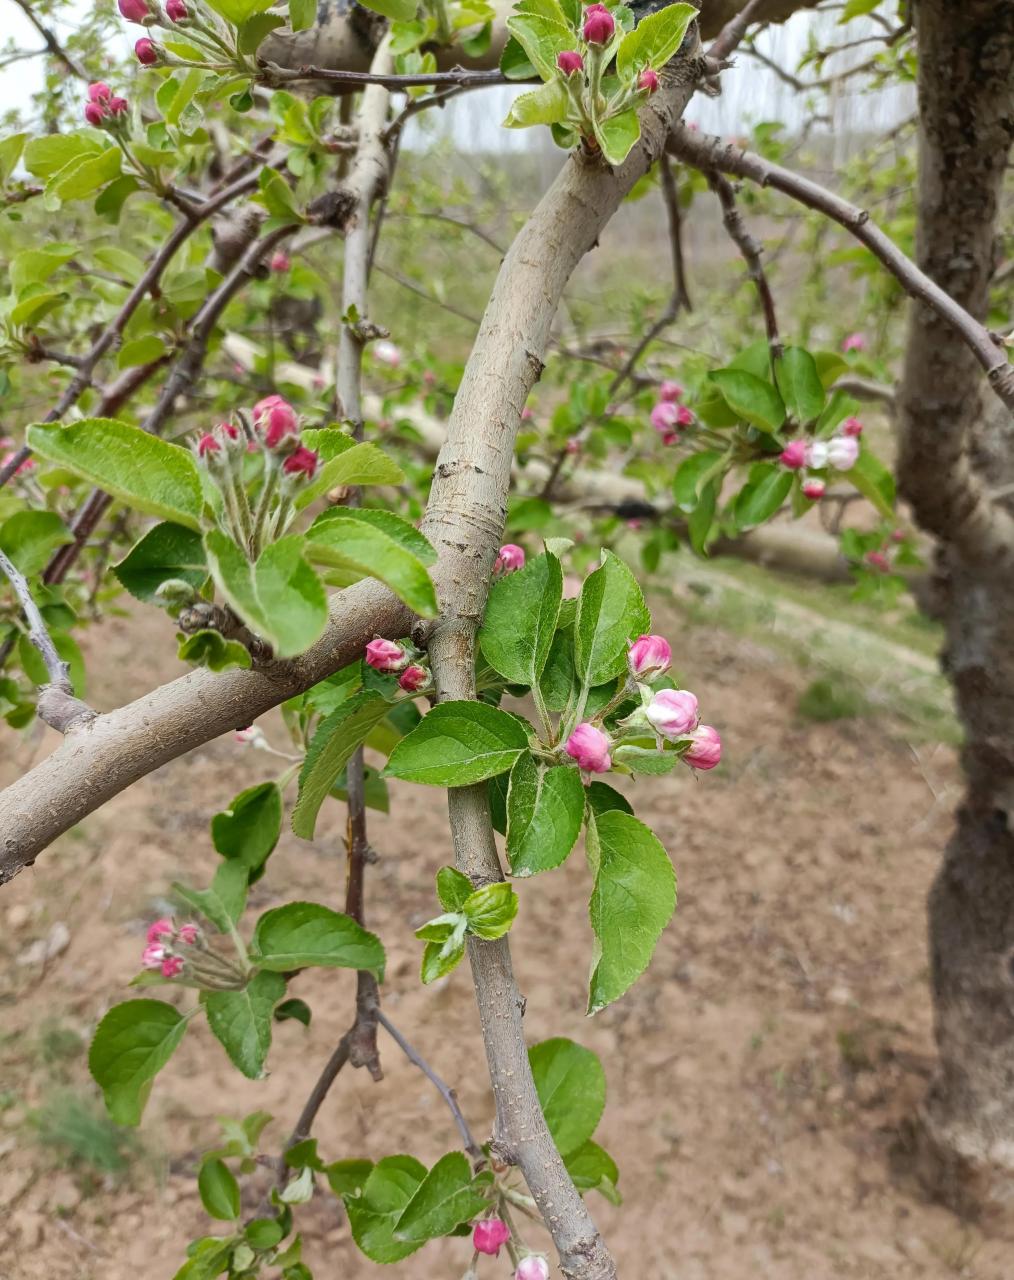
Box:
845, 448, 895, 518
815, 388, 859, 437
586, 810, 676, 1013
204, 531, 328, 659
593, 108, 641, 167
289, 0, 317, 29
237, 11, 285, 52
9, 287, 68, 327
393, 1152, 488, 1242
257, 166, 303, 223
529, 1037, 606, 1156
113, 522, 206, 603
198, 1158, 241, 1220
211, 781, 282, 874
171, 1236, 234, 1280
343, 1155, 428, 1264
292, 692, 391, 839
506, 756, 584, 877
118, 335, 167, 369
774, 346, 825, 423
305, 516, 436, 617
841, 0, 880, 19
672, 450, 726, 513
279, 1165, 314, 1204
24, 132, 100, 180
177, 629, 252, 672
688, 477, 718, 554
355, 0, 418, 18
565, 1139, 620, 1202
436, 866, 473, 912
48, 145, 121, 202
500, 33, 538, 79
296, 439, 404, 508
503, 78, 570, 128
0, 510, 72, 576
326, 1158, 374, 1196
734, 466, 793, 530
10, 247, 75, 294
574, 550, 650, 687
421, 936, 466, 984
479, 551, 562, 685
205, 0, 275, 22
88, 999, 189, 1126
586, 780, 633, 818
203, 970, 286, 1080
462, 882, 518, 939
251, 902, 386, 978
384, 701, 529, 786
174, 859, 249, 932
274, 997, 311, 1026
309, 507, 436, 565
616, 2, 696, 77
706, 368, 785, 432
505, 14, 575, 80
27, 420, 203, 528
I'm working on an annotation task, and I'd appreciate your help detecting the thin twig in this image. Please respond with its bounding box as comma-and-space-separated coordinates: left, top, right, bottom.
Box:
707, 169, 781, 357
9, 0, 86, 79
263, 61, 512, 90
708, 0, 770, 61
377, 1010, 483, 1163
667, 127, 1014, 411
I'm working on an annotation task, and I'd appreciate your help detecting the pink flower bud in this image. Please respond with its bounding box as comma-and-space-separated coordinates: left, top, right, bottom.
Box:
582, 3, 615, 45
118, 0, 150, 21
659, 430, 679, 446
253, 394, 298, 447
628, 633, 671, 681
495, 544, 525, 573
134, 37, 159, 64
557, 50, 584, 75
521, 406, 534, 421
161, 956, 184, 979
88, 81, 112, 101
626, 518, 643, 530
565, 722, 612, 773
282, 446, 319, 478
645, 688, 699, 740
84, 101, 106, 126
373, 339, 401, 367
565, 438, 580, 455
108, 96, 129, 116
684, 724, 721, 770
177, 923, 199, 945
826, 435, 859, 471
365, 638, 408, 673
659, 380, 684, 402
146, 918, 173, 943
196, 433, 220, 458
779, 439, 806, 470
165, 0, 187, 20
891, 528, 905, 543
865, 550, 890, 572
398, 664, 428, 692
841, 332, 866, 352
473, 1219, 511, 1256
650, 401, 679, 435
2, 451, 34, 476
141, 942, 165, 969
638, 67, 659, 93
841, 416, 863, 438
270, 250, 291, 273
801, 478, 825, 500
675, 405, 695, 427
516, 1258, 550, 1280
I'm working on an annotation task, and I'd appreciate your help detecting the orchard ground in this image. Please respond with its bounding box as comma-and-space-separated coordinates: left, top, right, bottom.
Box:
0, 563, 1007, 1280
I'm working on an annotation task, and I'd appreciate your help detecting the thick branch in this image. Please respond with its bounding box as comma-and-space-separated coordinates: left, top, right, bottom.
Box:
667, 127, 1014, 413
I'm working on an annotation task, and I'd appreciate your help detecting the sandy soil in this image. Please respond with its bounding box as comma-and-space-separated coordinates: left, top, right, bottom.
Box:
1, 593, 1007, 1280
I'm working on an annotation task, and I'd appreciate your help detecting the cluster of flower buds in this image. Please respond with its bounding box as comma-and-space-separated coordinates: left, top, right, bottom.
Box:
564, 634, 722, 776
83, 82, 129, 128
650, 381, 693, 445
234, 724, 268, 749
142, 916, 247, 988
779, 422, 862, 501
495, 543, 526, 574
364, 638, 431, 694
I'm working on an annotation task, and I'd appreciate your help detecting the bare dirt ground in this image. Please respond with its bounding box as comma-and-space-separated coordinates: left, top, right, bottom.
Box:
1, 587, 1007, 1280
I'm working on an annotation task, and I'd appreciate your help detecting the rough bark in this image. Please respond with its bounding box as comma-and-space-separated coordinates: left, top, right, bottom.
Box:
896, 0, 1014, 1219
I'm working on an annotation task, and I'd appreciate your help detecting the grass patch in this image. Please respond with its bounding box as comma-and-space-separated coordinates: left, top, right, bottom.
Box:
27, 1088, 142, 1179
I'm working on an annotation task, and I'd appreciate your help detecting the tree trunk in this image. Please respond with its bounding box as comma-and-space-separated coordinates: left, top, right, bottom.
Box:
897, 0, 1014, 1219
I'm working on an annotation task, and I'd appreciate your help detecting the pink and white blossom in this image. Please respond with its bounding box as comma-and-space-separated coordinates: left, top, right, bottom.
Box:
684, 724, 722, 770
495, 544, 525, 573
645, 689, 699, 740
365, 638, 408, 672
779, 440, 806, 470
472, 1218, 511, 1256
565, 722, 612, 774
628, 634, 672, 681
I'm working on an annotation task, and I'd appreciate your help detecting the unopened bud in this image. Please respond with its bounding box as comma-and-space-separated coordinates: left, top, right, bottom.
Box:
565, 722, 612, 773
365, 638, 409, 673
638, 67, 659, 93
801, 478, 825, 500
645, 688, 699, 740
134, 37, 160, 64
472, 1219, 511, 1256
398, 664, 429, 692
683, 724, 721, 771
495, 544, 525, 573
282, 445, 319, 479
628, 633, 671, 681
557, 50, 584, 75
583, 3, 615, 45
779, 439, 806, 470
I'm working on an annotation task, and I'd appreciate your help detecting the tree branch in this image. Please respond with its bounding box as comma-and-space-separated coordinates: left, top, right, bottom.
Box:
708, 169, 781, 356
667, 126, 1014, 413
9, 0, 86, 80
